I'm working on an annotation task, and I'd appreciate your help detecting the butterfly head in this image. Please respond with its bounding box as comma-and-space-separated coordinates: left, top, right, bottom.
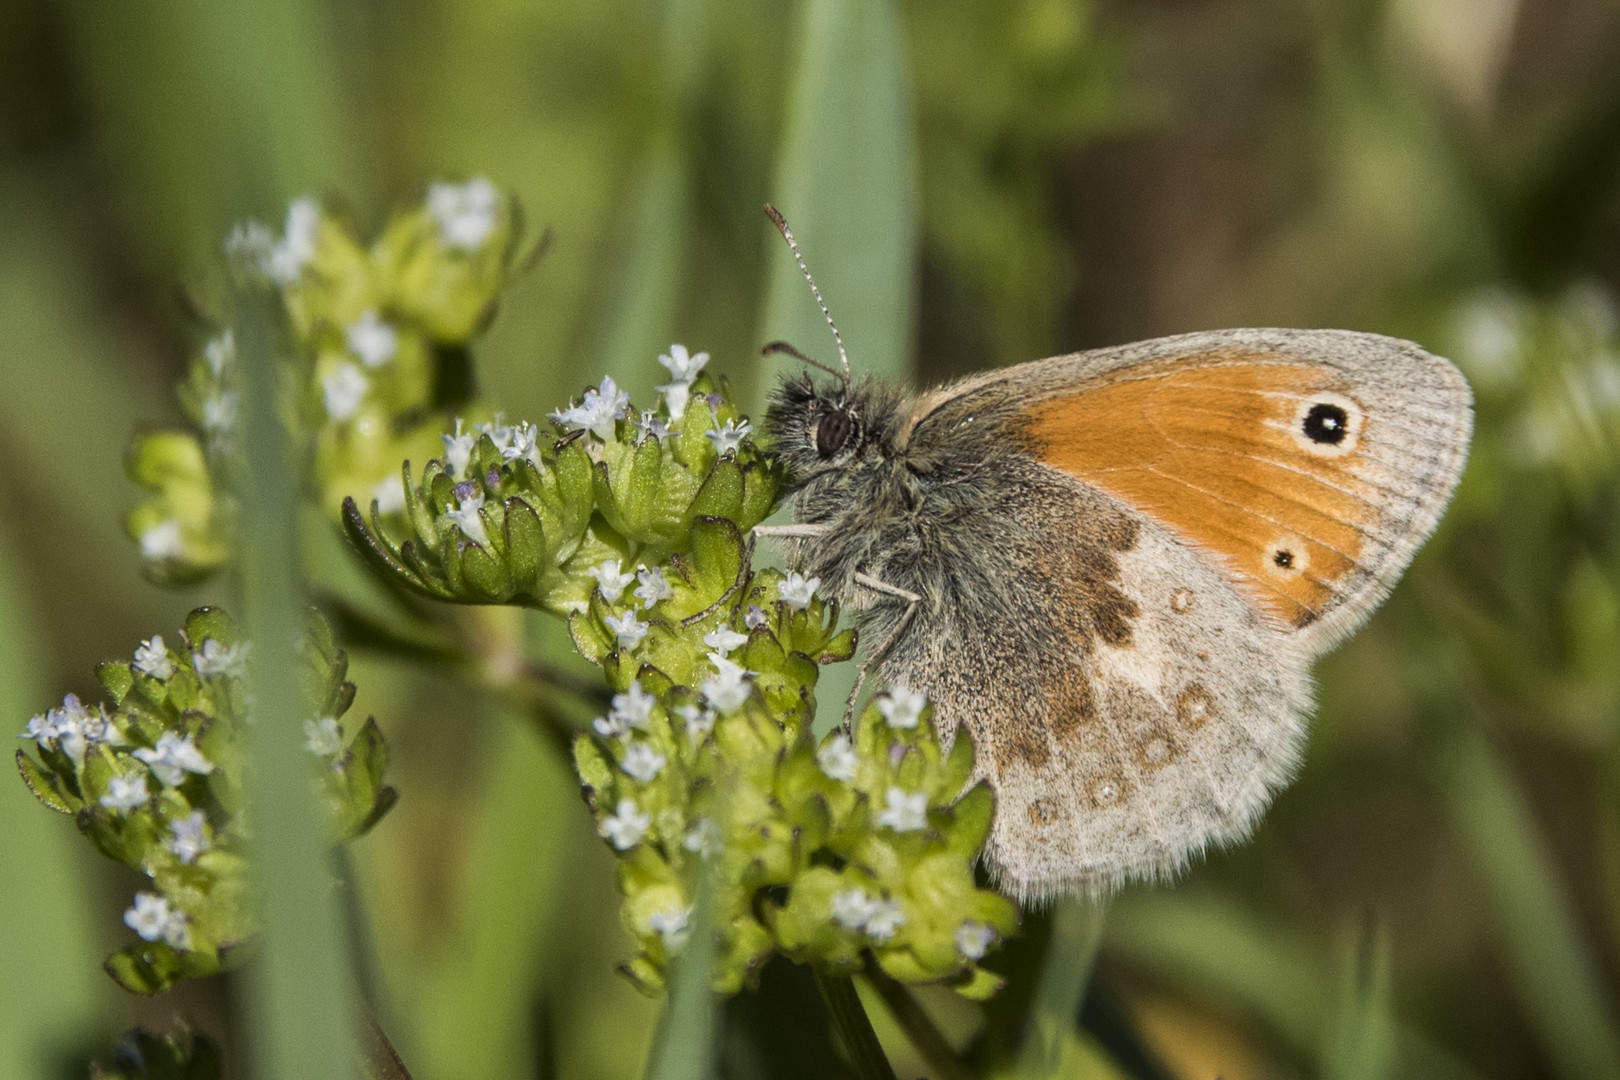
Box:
765, 373, 909, 493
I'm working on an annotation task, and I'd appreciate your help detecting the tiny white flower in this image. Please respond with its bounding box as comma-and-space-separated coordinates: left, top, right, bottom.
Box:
877, 787, 929, 833
676, 703, 715, 744
426, 177, 501, 251
658, 344, 709, 382
955, 921, 995, 961
192, 638, 248, 679
701, 655, 752, 713
162, 914, 192, 951
42, 695, 90, 764
265, 196, 320, 284
706, 417, 752, 456
743, 605, 768, 630
702, 625, 748, 656
346, 309, 399, 368
443, 492, 489, 547
371, 474, 407, 515
100, 773, 151, 813
477, 413, 514, 454
140, 520, 185, 561
634, 410, 669, 442
590, 558, 636, 602
830, 888, 879, 931
777, 571, 820, 610
549, 376, 629, 440
20, 713, 51, 747
499, 420, 540, 464
167, 811, 210, 865
203, 330, 235, 377
322, 363, 369, 422
135, 732, 215, 787
132, 636, 174, 681
303, 716, 343, 757
76, 702, 121, 756
647, 905, 693, 952
611, 681, 658, 730
877, 684, 927, 730
683, 817, 722, 858
621, 742, 667, 783
200, 392, 238, 434
816, 733, 858, 783
224, 220, 276, 271
601, 798, 652, 850
124, 892, 174, 942
442, 418, 477, 479
634, 566, 672, 609
658, 381, 692, 422
864, 899, 907, 942
603, 611, 650, 651
593, 714, 629, 739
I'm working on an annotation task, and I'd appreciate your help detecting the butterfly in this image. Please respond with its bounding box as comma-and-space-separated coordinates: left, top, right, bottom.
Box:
757, 207, 1473, 902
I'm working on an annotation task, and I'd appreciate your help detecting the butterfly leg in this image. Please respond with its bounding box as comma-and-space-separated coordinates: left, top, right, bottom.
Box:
844, 572, 922, 728
752, 524, 831, 539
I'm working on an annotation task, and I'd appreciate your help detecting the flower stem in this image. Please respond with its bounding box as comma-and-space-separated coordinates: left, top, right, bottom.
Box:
814, 970, 899, 1080
864, 964, 974, 1080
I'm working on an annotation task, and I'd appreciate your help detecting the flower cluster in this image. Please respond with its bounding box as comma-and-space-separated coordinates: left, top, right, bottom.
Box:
344, 364, 1017, 996
14, 608, 395, 993
343, 361, 779, 615
127, 179, 530, 586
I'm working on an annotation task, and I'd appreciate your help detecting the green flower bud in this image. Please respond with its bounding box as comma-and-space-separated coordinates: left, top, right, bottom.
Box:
371, 177, 522, 342
124, 430, 231, 586
14, 608, 395, 994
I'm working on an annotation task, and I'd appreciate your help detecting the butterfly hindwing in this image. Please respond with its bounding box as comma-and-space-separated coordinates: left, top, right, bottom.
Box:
872, 458, 1308, 900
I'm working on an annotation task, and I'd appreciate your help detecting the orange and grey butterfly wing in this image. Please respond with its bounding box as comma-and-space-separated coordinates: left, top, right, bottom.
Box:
885, 329, 1470, 897
916, 328, 1473, 654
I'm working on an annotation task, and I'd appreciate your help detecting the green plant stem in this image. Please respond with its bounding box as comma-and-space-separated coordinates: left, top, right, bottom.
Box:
864, 964, 973, 1080
1016, 898, 1108, 1078
814, 971, 898, 1080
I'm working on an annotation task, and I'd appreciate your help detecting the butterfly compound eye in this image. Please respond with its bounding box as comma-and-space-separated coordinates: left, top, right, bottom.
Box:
815, 410, 855, 457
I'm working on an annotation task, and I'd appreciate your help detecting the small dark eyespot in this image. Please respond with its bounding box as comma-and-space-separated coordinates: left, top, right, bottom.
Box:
1273, 549, 1294, 569
1302, 402, 1349, 445
815, 410, 854, 457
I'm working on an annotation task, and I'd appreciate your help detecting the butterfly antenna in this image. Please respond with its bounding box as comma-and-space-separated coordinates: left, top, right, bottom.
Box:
760, 341, 846, 382
764, 203, 851, 386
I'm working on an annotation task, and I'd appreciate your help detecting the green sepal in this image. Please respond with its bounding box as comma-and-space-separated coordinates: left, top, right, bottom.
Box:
951, 967, 1007, 1001
182, 608, 237, 649
16, 749, 78, 814
939, 724, 976, 798
946, 782, 996, 859
97, 662, 137, 704
334, 718, 398, 839
104, 939, 219, 995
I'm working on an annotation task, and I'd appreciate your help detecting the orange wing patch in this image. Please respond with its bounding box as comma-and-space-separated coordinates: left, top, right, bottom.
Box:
1021, 358, 1379, 629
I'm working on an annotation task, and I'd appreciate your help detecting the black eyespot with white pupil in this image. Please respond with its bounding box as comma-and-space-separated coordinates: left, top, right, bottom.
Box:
815, 410, 854, 457
1302, 402, 1349, 445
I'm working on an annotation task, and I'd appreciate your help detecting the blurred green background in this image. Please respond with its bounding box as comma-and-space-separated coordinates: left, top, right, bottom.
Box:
3, 0, 1620, 1078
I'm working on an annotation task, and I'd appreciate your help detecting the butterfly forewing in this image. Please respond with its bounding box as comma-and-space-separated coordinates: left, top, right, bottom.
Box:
969, 331, 1473, 652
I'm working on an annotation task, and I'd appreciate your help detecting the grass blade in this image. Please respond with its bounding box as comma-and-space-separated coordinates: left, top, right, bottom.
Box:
238, 290, 354, 1080
1320, 916, 1396, 1080
757, 0, 918, 398
1015, 898, 1106, 1078
1431, 715, 1620, 1080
